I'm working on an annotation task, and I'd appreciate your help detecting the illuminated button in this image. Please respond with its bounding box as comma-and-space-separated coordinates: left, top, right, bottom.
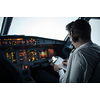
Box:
2, 41, 5, 44
0, 42, 2, 46
5, 41, 8, 44
9, 41, 12, 44
32, 57, 35, 61
33, 39, 35, 42
25, 65, 28, 69
22, 65, 24, 70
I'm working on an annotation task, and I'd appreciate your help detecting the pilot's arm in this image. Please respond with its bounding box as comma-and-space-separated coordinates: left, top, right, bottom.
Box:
62, 59, 68, 66
58, 51, 86, 83
53, 59, 68, 71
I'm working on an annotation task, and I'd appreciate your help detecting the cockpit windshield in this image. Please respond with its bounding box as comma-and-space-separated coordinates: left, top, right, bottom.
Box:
8, 17, 78, 40
0, 17, 4, 33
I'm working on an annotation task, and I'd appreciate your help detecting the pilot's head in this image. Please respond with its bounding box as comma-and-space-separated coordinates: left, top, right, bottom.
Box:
66, 19, 91, 48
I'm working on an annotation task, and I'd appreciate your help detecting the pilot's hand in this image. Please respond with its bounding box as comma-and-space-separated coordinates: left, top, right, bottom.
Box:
62, 59, 68, 66
53, 64, 62, 72
50, 62, 54, 66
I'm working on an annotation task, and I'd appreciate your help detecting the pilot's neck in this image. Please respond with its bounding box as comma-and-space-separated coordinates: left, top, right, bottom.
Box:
75, 39, 91, 48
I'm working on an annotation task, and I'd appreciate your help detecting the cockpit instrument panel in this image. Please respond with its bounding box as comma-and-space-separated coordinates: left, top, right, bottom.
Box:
0, 35, 66, 78
19, 50, 27, 62
48, 49, 55, 59
27, 50, 38, 62
39, 49, 48, 59
5, 52, 17, 64
0, 37, 36, 47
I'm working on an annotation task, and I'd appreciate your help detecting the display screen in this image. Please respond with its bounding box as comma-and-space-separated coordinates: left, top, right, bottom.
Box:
5, 52, 17, 64
39, 49, 48, 59
19, 50, 27, 62
48, 49, 55, 59
27, 50, 38, 62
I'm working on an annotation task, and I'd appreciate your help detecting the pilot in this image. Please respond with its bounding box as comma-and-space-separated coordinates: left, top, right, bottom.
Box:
53, 19, 100, 83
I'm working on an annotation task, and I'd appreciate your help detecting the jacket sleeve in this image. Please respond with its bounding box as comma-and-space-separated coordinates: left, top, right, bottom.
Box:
67, 51, 86, 83
58, 51, 86, 83
58, 53, 73, 83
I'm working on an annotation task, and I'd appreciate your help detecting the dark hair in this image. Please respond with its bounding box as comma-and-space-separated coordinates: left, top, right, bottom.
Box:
72, 19, 91, 41
66, 21, 74, 32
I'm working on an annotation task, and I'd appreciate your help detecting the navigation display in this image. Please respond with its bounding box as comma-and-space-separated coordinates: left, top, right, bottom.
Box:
39, 49, 48, 59
48, 49, 55, 59
27, 50, 38, 62
5, 52, 17, 64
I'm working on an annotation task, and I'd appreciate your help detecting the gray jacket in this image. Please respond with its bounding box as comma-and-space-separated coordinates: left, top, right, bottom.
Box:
58, 41, 100, 83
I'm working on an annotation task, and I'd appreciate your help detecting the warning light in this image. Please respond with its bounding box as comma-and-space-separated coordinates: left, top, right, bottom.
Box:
25, 65, 28, 69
